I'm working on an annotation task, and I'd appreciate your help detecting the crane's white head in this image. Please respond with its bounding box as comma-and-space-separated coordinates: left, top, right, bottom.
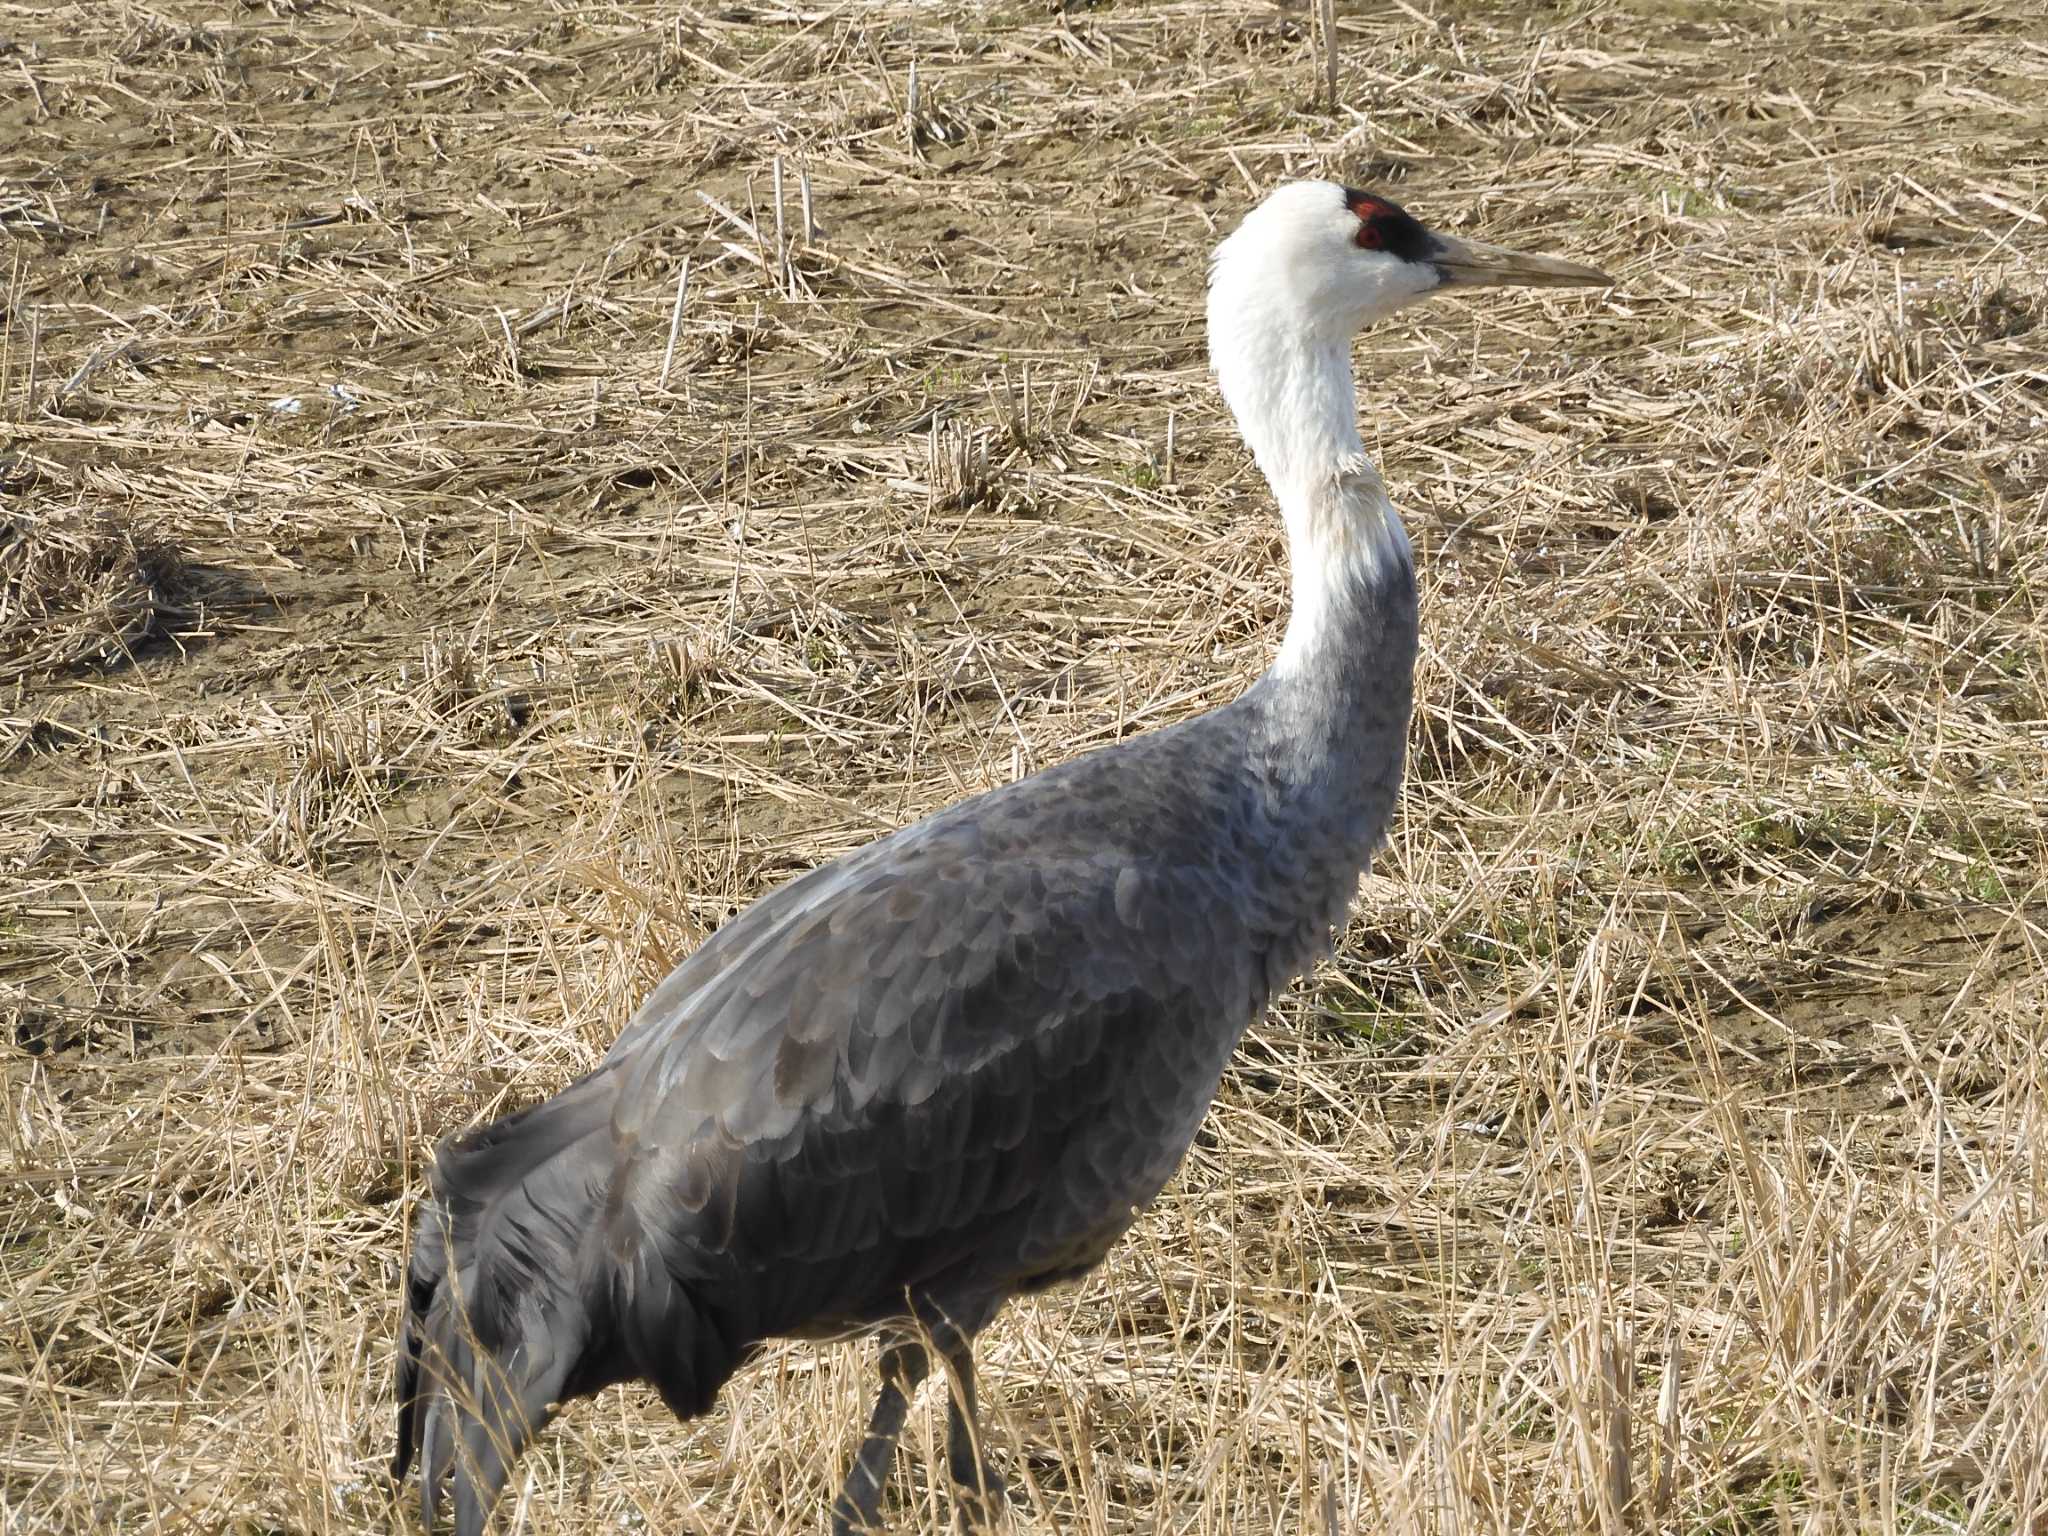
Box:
1209, 180, 1611, 349
1206, 181, 1611, 481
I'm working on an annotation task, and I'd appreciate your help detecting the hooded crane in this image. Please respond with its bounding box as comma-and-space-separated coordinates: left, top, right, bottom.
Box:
393, 181, 1609, 1535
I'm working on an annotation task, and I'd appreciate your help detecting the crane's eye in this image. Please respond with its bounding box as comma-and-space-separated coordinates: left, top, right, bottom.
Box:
1345, 190, 1393, 249
1342, 188, 1431, 262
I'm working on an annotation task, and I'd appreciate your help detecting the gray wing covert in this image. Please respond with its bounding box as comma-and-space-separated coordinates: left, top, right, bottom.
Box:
598, 813, 1254, 1334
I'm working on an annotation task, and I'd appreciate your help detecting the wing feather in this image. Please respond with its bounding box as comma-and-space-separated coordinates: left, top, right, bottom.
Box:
595, 804, 1257, 1333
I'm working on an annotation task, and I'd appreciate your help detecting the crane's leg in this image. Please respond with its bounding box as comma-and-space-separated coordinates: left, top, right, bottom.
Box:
830, 1333, 930, 1536
940, 1337, 1010, 1533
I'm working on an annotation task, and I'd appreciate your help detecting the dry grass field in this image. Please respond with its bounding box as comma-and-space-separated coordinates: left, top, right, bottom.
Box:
5, 0, 2047, 1531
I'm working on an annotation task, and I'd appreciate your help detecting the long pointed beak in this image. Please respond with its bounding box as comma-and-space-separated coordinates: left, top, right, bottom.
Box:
1429, 231, 1612, 290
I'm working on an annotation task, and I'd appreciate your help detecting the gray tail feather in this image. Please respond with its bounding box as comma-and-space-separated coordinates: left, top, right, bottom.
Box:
393, 1072, 652, 1535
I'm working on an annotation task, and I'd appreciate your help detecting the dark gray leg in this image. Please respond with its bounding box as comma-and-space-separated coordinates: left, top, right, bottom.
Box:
940, 1337, 1010, 1533
830, 1335, 930, 1536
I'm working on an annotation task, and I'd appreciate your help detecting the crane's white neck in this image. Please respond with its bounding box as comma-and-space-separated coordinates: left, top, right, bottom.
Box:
1209, 316, 1412, 677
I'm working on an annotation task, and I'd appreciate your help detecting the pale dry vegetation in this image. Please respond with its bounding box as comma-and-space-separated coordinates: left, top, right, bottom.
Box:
4, 0, 2047, 1532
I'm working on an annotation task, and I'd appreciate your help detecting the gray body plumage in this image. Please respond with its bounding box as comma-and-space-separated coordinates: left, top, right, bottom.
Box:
394, 561, 1415, 1533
